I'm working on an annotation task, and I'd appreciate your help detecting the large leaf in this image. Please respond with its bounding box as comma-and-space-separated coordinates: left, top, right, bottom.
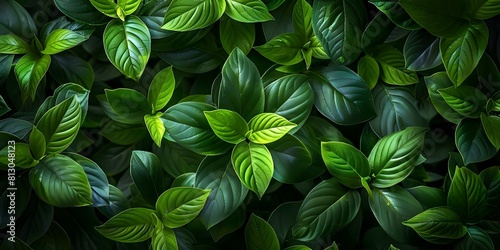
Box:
403, 207, 467, 242
254, 33, 304, 66
14, 53, 51, 102
103, 16, 151, 81
147, 66, 175, 113
455, 119, 497, 165
29, 154, 92, 207
292, 179, 361, 241
455, 226, 494, 250
369, 186, 423, 243
311, 0, 366, 65
321, 141, 370, 189
247, 113, 296, 144
448, 167, 487, 222
162, 0, 225, 31
371, 46, 419, 85
54, 0, 110, 25
204, 109, 249, 144
424, 72, 463, 124
130, 150, 165, 205
218, 48, 264, 121
225, 0, 274, 23
480, 113, 500, 150
369, 85, 427, 137
403, 29, 441, 71
368, 127, 427, 188
231, 141, 273, 199
95, 208, 155, 243
163, 102, 233, 156
440, 21, 488, 87
219, 15, 255, 55
155, 187, 211, 228
438, 86, 486, 118
308, 64, 375, 125
103, 88, 149, 125
36, 96, 82, 155
195, 155, 248, 229
245, 214, 280, 250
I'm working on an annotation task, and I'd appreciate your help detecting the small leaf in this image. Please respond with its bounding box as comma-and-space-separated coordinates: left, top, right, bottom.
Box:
0, 95, 10, 117
371, 46, 418, 85
292, 0, 313, 39
0, 34, 31, 54
147, 66, 175, 113
29, 127, 46, 160
42, 29, 91, 55
155, 187, 211, 228
15, 53, 51, 102
455, 226, 494, 250
448, 167, 487, 222
204, 109, 249, 144
231, 141, 273, 199
247, 113, 296, 144
357, 55, 379, 90
245, 214, 280, 250
438, 86, 487, 118
403, 207, 467, 242
480, 113, 500, 150
144, 112, 166, 147
403, 29, 441, 71
95, 208, 155, 243
90, 0, 141, 19
456, 118, 497, 165
225, 0, 274, 23
130, 150, 165, 205
255, 33, 304, 66
219, 14, 255, 55
162, 0, 225, 31
151, 214, 179, 250
0, 143, 38, 169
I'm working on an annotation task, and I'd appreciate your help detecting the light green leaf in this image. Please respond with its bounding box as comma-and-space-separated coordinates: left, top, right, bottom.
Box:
162, 0, 225, 31
357, 55, 379, 90
403, 207, 467, 242
225, 0, 274, 23
292, 179, 361, 241
151, 214, 178, 250
456, 118, 497, 165
368, 127, 427, 188
254, 33, 304, 66
42, 29, 91, 55
245, 214, 280, 250
448, 167, 487, 222
321, 141, 370, 189
247, 113, 296, 144
219, 15, 255, 55
312, 0, 366, 65
0, 143, 38, 169
455, 226, 494, 250
292, 0, 313, 39
204, 109, 249, 144
480, 113, 500, 150
145, 113, 166, 147
231, 141, 273, 199
130, 150, 165, 205
155, 187, 211, 228
371, 46, 419, 85
147, 66, 175, 113
473, 0, 500, 20
438, 86, 486, 118
36, 96, 82, 155
29, 154, 92, 207
90, 0, 141, 20
440, 21, 488, 87
95, 208, 155, 243
103, 16, 151, 81
14, 53, 51, 102
0, 34, 31, 54
29, 127, 46, 160
104, 88, 150, 125
403, 29, 441, 71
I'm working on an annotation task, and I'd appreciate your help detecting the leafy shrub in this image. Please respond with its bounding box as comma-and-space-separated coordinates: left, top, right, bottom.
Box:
0, 0, 500, 249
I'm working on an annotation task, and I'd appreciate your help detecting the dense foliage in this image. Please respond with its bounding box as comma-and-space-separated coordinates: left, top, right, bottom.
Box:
1, 0, 500, 249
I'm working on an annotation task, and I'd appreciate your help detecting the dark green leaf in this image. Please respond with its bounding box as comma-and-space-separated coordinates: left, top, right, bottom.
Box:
130, 150, 165, 205
220, 14, 255, 55
455, 226, 494, 250
360, 13, 395, 53
171, 173, 196, 188
155, 187, 211, 228
438, 86, 486, 118
407, 186, 447, 209
49, 52, 94, 89
448, 167, 487, 222
268, 201, 301, 244
98, 184, 130, 218
95, 208, 155, 243
209, 206, 246, 242
479, 166, 500, 207
54, 0, 110, 25
371, 46, 419, 85
245, 214, 280, 250
99, 121, 148, 145
162, 0, 225, 31
404, 29, 441, 71
369, 0, 420, 30
455, 119, 497, 165
225, 0, 274, 23
153, 140, 204, 177
424, 72, 463, 124
480, 113, 500, 150
92, 143, 133, 176
29, 126, 46, 161
65, 153, 108, 205
0, 0, 37, 39
30, 221, 70, 250
104, 88, 149, 124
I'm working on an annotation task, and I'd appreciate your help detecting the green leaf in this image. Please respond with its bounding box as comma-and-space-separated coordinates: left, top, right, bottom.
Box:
144, 113, 166, 147
440, 21, 488, 87
407, 186, 447, 210
321, 141, 370, 189
14, 53, 51, 102
247, 113, 296, 144
403, 29, 441, 71
0, 95, 9, 116
104, 88, 149, 124
162, 0, 225, 31
480, 113, 500, 150
30, 221, 70, 250
54, 0, 110, 25
163, 102, 233, 156
369, 85, 428, 137
171, 173, 196, 188
151, 214, 179, 250
29, 127, 46, 160
438, 86, 487, 118
209, 205, 246, 242
309, 64, 376, 125
36, 96, 82, 155
42, 29, 91, 55
448, 167, 487, 222
357, 55, 379, 90
368, 127, 427, 188
90, 0, 141, 20
264, 74, 314, 132
0, 55, 13, 85
292, 0, 313, 39
0, 34, 31, 54
0, 143, 38, 169
292, 179, 361, 241
403, 207, 467, 242
254, 33, 304, 66
455, 226, 494, 250
219, 14, 255, 55
155, 187, 211, 228
153, 140, 204, 177
130, 150, 165, 205
147, 66, 175, 113
99, 121, 147, 145
360, 13, 395, 53
369, 186, 423, 243
369, 0, 420, 30
456, 119, 497, 165
49, 52, 94, 89
204, 109, 249, 144
95, 208, 155, 243
473, 0, 500, 19
268, 201, 301, 244
231, 141, 273, 198
312, 0, 366, 65
225, 0, 274, 23
98, 184, 130, 218
371, 46, 419, 85
195, 155, 248, 229
424, 72, 463, 124
29, 154, 92, 207
103, 16, 151, 81
245, 214, 280, 250
399, 0, 469, 38
218, 48, 264, 121
0, 0, 37, 39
